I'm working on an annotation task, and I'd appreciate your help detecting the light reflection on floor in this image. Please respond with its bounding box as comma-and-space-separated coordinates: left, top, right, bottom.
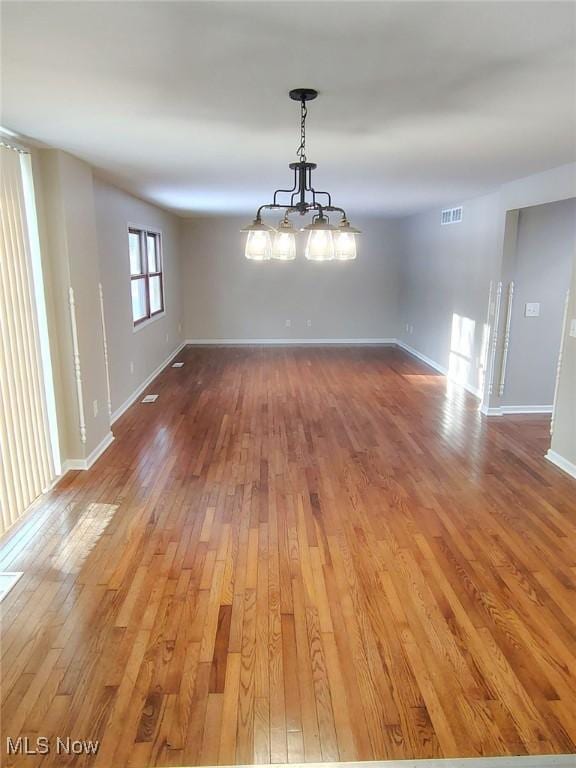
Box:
49, 502, 118, 578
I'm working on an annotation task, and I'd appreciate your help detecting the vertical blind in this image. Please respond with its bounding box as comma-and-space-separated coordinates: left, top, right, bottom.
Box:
0, 144, 55, 536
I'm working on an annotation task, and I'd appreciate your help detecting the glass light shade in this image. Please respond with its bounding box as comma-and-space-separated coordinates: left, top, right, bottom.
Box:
272, 229, 296, 261
245, 229, 272, 261
305, 228, 334, 261
334, 231, 357, 260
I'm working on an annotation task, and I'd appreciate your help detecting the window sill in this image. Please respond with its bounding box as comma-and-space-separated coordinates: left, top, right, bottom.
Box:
133, 311, 166, 334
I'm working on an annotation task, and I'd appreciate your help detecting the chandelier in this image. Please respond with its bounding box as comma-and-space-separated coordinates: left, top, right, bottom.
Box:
241, 88, 360, 262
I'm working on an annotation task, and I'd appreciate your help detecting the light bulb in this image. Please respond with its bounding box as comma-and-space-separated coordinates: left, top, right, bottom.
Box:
272, 231, 296, 261
305, 229, 334, 261
245, 230, 272, 261
334, 231, 357, 260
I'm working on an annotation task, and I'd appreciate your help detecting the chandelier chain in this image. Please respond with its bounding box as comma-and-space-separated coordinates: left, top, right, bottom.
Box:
296, 99, 307, 163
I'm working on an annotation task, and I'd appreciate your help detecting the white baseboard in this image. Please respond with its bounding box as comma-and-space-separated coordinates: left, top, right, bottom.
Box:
546, 449, 576, 480
61, 430, 114, 473
111, 341, 187, 424
396, 340, 482, 399
397, 340, 448, 375
483, 404, 553, 417
184, 338, 398, 346
480, 404, 502, 416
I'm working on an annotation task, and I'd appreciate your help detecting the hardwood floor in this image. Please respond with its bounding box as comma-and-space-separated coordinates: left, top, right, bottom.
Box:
1, 345, 575, 767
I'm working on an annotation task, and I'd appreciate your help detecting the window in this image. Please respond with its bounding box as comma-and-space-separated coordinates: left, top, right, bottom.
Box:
129, 228, 164, 325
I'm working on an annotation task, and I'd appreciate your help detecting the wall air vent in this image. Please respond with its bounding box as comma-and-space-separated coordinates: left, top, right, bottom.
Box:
441, 206, 463, 225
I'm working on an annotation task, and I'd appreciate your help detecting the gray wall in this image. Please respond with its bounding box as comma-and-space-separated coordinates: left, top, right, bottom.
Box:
35, 150, 111, 459
180, 215, 402, 342
32, 153, 185, 464
501, 199, 576, 407
94, 179, 184, 415
550, 250, 576, 468
397, 192, 502, 395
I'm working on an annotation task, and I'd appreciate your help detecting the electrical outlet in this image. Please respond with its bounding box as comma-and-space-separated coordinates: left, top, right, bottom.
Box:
93, 400, 98, 418
525, 302, 540, 318
570, 319, 576, 338
307, 319, 312, 328
285, 319, 291, 328
130, 361, 134, 375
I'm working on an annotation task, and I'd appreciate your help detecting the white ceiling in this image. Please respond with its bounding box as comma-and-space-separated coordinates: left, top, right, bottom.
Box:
2, 1, 575, 217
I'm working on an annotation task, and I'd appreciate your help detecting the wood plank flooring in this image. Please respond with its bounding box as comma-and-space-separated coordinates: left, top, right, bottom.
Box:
1, 345, 575, 767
